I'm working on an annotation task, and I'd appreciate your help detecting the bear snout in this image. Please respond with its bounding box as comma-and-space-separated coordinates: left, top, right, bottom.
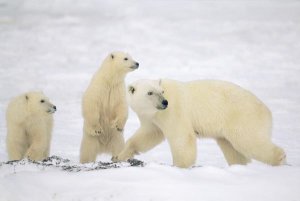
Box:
162, 99, 168, 107
47, 105, 57, 114
130, 62, 139, 70
158, 99, 168, 110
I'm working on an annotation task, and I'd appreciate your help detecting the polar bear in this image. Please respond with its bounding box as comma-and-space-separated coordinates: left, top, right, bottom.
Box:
114, 79, 286, 168
6, 92, 56, 161
80, 51, 139, 163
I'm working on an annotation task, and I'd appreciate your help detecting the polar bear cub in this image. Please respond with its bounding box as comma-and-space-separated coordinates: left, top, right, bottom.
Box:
6, 92, 56, 161
80, 51, 139, 163
115, 79, 286, 168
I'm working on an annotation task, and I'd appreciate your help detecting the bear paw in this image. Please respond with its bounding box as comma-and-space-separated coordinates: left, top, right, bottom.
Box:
111, 119, 123, 132
273, 147, 287, 166
112, 150, 138, 162
91, 128, 104, 136
111, 156, 120, 162
112, 154, 131, 162
85, 126, 104, 137
25, 148, 44, 161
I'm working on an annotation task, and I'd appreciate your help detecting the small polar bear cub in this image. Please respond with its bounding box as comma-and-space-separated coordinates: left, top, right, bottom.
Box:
80, 51, 139, 163
115, 79, 286, 168
6, 92, 56, 161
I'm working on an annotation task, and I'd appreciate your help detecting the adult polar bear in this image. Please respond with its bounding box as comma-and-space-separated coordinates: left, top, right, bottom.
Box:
115, 79, 286, 168
80, 51, 139, 163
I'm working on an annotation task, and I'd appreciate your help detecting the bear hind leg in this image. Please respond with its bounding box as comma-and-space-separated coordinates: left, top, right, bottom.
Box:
7, 140, 27, 160
80, 133, 100, 163
6, 125, 28, 160
216, 138, 251, 165
226, 133, 286, 166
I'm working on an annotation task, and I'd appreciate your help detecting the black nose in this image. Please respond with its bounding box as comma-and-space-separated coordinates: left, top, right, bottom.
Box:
135, 62, 139, 67
53, 106, 57, 110
162, 100, 168, 106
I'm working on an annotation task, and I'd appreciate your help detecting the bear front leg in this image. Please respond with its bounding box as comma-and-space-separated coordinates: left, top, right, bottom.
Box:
82, 102, 103, 136
165, 128, 197, 168
25, 125, 49, 161
112, 124, 164, 162
111, 103, 128, 132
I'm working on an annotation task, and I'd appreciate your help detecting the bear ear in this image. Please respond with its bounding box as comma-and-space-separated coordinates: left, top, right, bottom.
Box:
128, 86, 135, 94
111, 54, 114, 59
25, 94, 29, 101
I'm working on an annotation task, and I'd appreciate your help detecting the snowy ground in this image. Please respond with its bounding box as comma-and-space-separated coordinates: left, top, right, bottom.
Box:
0, 0, 300, 200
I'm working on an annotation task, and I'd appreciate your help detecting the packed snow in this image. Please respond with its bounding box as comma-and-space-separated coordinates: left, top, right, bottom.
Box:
0, 0, 300, 200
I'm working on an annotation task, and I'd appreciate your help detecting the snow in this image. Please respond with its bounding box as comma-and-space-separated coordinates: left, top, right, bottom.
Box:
1, 0, 300, 200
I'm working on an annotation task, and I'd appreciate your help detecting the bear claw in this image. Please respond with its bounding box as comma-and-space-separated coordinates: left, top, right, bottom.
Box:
111, 156, 119, 162
87, 127, 104, 136
91, 130, 102, 136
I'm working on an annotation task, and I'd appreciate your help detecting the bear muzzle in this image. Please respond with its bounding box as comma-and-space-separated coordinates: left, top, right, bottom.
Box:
157, 99, 168, 110
130, 62, 139, 70
47, 105, 57, 114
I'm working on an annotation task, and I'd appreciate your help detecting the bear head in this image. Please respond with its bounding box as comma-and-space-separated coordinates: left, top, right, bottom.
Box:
127, 79, 168, 118
106, 51, 139, 74
25, 92, 56, 115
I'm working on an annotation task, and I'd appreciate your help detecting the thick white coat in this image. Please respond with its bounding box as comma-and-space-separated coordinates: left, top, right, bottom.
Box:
116, 79, 286, 168
80, 51, 139, 163
6, 92, 56, 161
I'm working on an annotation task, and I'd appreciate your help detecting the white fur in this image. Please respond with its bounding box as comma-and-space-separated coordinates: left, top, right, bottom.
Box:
6, 92, 56, 161
115, 79, 286, 168
80, 51, 139, 163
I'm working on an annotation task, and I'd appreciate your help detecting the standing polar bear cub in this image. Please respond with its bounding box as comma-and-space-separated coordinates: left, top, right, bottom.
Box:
6, 92, 56, 161
115, 79, 286, 168
80, 51, 139, 163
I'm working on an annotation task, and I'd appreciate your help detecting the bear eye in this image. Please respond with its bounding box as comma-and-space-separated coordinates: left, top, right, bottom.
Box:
162, 91, 164, 94
124, 57, 128, 61
40, 100, 45, 103
148, 91, 153, 96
